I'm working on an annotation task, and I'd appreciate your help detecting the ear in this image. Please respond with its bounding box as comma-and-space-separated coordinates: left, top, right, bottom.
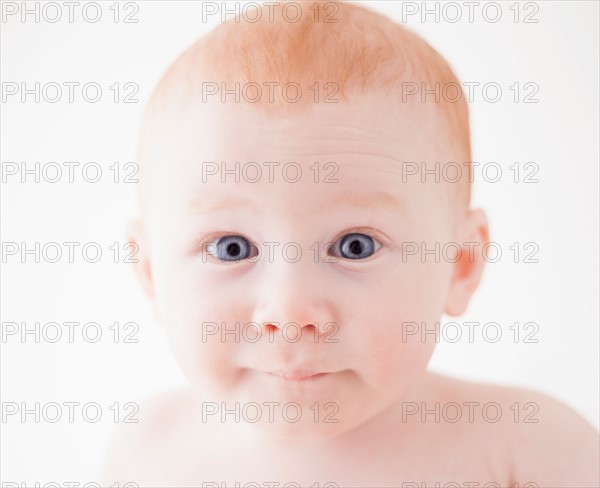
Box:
444, 208, 489, 316
127, 219, 155, 301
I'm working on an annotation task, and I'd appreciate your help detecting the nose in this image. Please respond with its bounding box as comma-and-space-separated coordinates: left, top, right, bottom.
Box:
250, 257, 336, 342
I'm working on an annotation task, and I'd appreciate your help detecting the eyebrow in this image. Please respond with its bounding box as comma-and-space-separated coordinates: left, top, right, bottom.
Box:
190, 190, 404, 214
327, 190, 404, 212
190, 196, 258, 214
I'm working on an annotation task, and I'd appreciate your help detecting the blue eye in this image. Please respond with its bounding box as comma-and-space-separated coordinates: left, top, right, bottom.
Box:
210, 235, 258, 262
330, 232, 380, 260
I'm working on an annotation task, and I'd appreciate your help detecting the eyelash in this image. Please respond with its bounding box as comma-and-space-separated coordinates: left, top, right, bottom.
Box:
327, 226, 381, 250
198, 227, 384, 262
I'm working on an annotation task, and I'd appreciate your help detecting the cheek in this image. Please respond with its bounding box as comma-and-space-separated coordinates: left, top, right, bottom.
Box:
151, 254, 246, 393
350, 259, 451, 389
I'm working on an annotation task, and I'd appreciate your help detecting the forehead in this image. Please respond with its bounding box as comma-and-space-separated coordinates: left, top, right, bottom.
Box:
154, 93, 445, 156
142, 95, 459, 220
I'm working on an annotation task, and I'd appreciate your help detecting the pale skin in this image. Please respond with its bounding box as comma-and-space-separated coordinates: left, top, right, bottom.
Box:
103, 94, 599, 487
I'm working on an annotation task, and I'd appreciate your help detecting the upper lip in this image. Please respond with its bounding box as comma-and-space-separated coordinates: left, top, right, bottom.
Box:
265, 369, 330, 381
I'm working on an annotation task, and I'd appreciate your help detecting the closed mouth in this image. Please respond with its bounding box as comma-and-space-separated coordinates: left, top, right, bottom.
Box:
265, 370, 330, 382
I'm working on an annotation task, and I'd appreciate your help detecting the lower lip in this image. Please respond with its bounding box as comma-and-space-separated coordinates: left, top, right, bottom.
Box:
266, 372, 330, 382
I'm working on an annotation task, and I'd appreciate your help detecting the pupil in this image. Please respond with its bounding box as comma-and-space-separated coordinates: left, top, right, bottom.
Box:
227, 243, 241, 256
349, 240, 362, 255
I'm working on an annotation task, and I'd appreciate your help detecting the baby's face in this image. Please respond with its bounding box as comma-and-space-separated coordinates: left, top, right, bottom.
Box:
136, 94, 471, 438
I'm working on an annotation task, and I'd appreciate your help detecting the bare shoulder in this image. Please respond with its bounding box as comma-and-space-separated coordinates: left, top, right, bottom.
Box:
427, 371, 599, 487
508, 386, 599, 487
101, 388, 199, 485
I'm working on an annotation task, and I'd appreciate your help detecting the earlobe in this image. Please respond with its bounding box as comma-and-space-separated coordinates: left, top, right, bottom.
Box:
444, 208, 489, 316
127, 219, 155, 301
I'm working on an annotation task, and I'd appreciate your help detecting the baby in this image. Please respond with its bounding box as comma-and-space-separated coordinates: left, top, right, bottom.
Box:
103, 2, 599, 487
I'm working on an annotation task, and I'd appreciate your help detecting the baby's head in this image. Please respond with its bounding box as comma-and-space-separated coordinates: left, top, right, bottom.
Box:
131, 1, 489, 439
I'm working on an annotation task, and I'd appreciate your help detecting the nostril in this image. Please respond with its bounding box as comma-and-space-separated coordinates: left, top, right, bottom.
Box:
261, 322, 282, 339
258, 321, 321, 338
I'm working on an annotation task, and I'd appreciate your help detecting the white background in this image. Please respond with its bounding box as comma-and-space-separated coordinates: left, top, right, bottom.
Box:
1, 0, 598, 483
